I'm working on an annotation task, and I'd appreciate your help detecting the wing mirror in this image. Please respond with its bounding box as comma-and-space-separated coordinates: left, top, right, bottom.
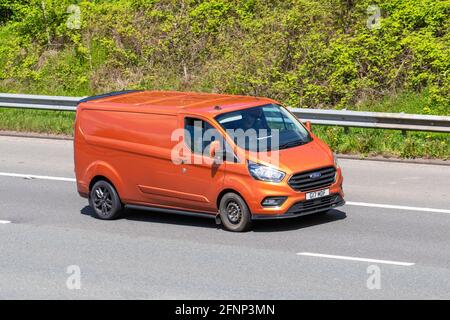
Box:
304, 121, 312, 131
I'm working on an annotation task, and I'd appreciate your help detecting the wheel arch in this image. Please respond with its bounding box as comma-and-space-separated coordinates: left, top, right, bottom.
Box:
216, 188, 250, 212
84, 161, 125, 199
89, 175, 115, 191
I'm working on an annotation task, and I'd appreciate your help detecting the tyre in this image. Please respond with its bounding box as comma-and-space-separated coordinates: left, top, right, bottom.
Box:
89, 180, 123, 220
219, 193, 252, 232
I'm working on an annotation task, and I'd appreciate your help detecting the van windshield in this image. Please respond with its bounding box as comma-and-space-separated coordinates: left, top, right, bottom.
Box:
215, 104, 312, 152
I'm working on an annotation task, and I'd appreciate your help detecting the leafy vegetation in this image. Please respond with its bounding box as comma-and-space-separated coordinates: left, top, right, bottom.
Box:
0, 0, 448, 158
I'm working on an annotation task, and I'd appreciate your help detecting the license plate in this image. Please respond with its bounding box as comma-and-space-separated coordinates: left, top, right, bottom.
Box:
306, 188, 330, 200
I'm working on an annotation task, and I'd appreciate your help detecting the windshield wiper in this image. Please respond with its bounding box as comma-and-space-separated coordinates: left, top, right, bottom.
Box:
278, 140, 306, 150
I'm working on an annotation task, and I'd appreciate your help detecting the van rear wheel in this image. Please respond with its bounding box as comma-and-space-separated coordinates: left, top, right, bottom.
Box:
89, 180, 123, 220
219, 193, 252, 232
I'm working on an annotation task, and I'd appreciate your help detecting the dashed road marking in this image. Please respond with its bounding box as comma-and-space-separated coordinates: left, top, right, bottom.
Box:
297, 252, 415, 266
346, 201, 450, 214
0, 172, 75, 182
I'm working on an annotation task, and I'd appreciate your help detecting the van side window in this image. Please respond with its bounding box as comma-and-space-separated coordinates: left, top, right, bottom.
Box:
184, 117, 239, 162
184, 117, 218, 156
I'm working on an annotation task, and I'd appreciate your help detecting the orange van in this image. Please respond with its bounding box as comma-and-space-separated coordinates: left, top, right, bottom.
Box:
74, 90, 344, 231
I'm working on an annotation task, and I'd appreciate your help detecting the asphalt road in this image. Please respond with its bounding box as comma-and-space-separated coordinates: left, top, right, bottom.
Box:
0, 135, 449, 299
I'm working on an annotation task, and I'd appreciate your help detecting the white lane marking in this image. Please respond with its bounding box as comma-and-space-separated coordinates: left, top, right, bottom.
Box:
346, 201, 450, 214
0, 172, 75, 182
297, 252, 415, 266
0, 220, 11, 224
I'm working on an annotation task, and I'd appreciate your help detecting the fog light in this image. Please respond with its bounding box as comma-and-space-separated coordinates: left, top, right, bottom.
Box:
261, 197, 287, 207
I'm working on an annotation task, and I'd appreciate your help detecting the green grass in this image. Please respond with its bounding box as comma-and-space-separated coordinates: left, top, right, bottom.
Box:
0, 104, 448, 160
314, 126, 449, 159
0, 108, 75, 135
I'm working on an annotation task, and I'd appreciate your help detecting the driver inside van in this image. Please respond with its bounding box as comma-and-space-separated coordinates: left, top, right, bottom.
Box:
241, 108, 264, 131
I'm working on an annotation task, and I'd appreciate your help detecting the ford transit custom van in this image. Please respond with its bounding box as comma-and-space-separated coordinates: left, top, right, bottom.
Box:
74, 90, 344, 231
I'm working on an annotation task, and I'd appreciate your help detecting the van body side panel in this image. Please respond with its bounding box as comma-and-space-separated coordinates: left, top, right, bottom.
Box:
75, 108, 223, 213
77, 108, 180, 204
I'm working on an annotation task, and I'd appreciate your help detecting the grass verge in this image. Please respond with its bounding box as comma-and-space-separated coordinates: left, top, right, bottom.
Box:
314, 126, 449, 160
0, 108, 75, 135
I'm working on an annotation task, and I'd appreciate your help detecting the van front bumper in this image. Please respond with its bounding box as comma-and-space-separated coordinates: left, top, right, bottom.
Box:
252, 194, 345, 220
244, 166, 344, 219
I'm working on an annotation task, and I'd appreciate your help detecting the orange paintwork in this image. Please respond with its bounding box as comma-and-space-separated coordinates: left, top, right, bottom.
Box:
74, 90, 344, 217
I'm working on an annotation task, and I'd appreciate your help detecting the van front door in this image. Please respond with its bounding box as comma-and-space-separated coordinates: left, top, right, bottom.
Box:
170, 116, 226, 213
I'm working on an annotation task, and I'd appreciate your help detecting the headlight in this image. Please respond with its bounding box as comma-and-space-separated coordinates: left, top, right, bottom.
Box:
247, 161, 286, 183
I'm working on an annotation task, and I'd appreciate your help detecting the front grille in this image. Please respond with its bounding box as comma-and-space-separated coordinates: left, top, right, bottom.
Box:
287, 194, 343, 215
288, 166, 336, 192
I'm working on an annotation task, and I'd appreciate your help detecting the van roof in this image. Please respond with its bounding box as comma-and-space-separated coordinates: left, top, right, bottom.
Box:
78, 90, 277, 116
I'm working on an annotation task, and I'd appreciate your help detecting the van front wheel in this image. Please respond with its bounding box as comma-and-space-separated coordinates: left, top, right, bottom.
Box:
219, 193, 252, 232
89, 180, 123, 220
